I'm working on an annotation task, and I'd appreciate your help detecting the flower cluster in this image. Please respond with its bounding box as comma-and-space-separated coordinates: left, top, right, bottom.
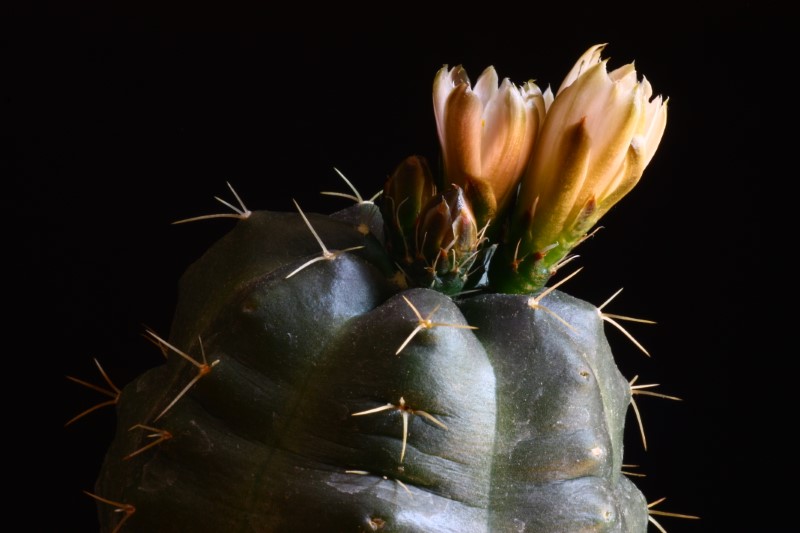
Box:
433, 44, 668, 292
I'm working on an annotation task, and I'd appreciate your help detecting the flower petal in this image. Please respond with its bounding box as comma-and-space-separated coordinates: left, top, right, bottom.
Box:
473, 66, 499, 108
433, 65, 469, 151
480, 81, 535, 203
442, 82, 484, 187
557, 43, 607, 95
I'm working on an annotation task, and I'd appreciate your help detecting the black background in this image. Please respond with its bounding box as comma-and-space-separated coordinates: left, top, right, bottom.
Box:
8, 3, 769, 532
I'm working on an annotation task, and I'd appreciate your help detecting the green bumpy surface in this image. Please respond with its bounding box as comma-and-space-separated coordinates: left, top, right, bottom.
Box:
95, 206, 648, 532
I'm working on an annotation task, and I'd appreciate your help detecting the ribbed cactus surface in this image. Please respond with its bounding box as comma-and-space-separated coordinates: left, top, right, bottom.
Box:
95, 205, 648, 532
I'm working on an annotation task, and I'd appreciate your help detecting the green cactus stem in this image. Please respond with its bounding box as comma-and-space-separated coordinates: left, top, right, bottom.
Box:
94, 205, 648, 532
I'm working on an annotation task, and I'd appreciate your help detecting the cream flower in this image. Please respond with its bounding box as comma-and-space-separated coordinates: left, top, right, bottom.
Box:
492, 44, 667, 292
516, 44, 667, 258
433, 65, 548, 226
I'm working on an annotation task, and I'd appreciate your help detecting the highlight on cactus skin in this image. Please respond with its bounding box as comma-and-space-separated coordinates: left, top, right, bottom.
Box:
66, 44, 701, 532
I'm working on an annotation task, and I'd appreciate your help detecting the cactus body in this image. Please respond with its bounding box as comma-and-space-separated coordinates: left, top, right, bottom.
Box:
95, 205, 647, 532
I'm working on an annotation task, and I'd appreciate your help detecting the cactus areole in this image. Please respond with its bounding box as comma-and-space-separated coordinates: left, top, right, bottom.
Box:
92, 46, 669, 532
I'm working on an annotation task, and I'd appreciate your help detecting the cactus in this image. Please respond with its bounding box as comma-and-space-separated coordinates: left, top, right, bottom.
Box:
73, 45, 691, 532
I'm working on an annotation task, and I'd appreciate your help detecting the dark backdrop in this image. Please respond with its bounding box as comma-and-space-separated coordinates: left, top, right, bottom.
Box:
8, 4, 767, 531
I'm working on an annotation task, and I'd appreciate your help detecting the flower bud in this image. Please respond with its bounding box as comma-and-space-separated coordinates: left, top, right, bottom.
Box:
382, 155, 437, 265
416, 184, 478, 268
391, 184, 483, 294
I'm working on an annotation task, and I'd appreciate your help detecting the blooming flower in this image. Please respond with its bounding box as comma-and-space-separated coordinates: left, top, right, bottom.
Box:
433, 65, 549, 227
493, 44, 668, 292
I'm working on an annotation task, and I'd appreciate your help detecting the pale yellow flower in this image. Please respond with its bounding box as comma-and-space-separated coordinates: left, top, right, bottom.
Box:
489, 44, 668, 292
515, 43, 668, 258
433, 65, 548, 225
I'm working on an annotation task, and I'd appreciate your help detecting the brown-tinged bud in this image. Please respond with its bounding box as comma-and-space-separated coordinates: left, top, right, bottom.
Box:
381, 155, 437, 265
411, 184, 482, 294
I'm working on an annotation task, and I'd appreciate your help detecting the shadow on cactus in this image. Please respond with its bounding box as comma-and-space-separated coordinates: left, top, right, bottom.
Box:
67, 44, 700, 532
